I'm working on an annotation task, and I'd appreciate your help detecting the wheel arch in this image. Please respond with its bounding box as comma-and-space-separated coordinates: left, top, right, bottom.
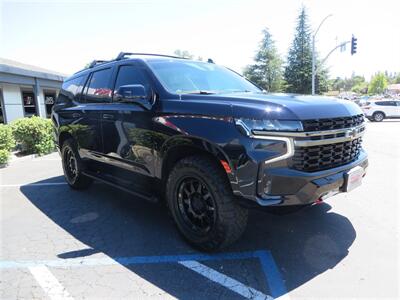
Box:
58, 131, 74, 148
159, 136, 235, 191
373, 110, 386, 117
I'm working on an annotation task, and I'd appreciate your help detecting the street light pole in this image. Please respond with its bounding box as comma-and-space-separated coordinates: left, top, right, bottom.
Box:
312, 14, 332, 95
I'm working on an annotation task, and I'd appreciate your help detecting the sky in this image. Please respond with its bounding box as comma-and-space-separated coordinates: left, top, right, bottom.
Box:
1, 0, 399, 80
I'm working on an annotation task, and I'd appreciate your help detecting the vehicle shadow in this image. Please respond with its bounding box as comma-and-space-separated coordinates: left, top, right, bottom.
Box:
20, 176, 356, 298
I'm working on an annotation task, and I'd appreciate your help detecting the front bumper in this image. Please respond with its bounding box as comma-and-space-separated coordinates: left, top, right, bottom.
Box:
231, 118, 368, 207
251, 150, 368, 206
229, 121, 368, 207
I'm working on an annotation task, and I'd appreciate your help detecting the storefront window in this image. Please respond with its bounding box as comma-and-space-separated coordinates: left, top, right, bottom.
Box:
44, 92, 56, 118
22, 91, 37, 117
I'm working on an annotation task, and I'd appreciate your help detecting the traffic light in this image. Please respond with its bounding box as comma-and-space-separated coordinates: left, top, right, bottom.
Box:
351, 35, 358, 55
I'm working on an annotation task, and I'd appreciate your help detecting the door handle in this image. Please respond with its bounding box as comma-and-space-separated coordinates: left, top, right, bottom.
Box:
72, 112, 81, 118
102, 113, 114, 120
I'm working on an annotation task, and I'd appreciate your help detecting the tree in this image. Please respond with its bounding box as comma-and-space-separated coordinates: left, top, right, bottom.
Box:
315, 64, 330, 94
284, 7, 328, 94
243, 28, 284, 92
173, 49, 194, 59
395, 73, 400, 84
387, 72, 400, 84
328, 74, 367, 93
284, 7, 313, 94
369, 72, 388, 94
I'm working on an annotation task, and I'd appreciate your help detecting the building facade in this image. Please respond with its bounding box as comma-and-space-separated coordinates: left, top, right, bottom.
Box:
0, 58, 67, 124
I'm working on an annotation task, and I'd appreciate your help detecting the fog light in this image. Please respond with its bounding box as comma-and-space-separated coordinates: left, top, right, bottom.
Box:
264, 179, 272, 195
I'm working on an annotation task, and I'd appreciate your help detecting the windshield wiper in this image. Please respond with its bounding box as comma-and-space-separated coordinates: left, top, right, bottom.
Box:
227, 90, 253, 93
183, 90, 217, 95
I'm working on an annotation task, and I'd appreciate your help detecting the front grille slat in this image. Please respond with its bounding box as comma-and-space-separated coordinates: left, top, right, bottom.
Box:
302, 114, 364, 131
292, 115, 365, 172
291, 137, 363, 172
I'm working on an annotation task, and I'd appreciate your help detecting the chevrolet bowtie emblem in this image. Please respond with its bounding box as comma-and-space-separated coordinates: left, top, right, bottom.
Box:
346, 128, 358, 138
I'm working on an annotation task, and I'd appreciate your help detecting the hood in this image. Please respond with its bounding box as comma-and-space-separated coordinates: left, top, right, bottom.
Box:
179, 92, 363, 120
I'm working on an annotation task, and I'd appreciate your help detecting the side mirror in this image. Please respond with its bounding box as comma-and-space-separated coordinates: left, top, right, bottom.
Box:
114, 84, 152, 109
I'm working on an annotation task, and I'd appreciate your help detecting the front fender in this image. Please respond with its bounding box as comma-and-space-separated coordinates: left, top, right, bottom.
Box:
153, 115, 288, 200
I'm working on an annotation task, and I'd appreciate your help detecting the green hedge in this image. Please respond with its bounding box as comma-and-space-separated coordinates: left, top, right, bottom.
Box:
11, 116, 55, 155
0, 124, 15, 151
0, 149, 10, 165
0, 124, 15, 165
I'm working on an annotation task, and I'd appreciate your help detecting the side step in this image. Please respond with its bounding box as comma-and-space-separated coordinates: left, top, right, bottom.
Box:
82, 171, 159, 203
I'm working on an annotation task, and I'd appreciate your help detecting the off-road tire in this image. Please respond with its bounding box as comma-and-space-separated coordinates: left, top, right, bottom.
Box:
166, 155, 248, 251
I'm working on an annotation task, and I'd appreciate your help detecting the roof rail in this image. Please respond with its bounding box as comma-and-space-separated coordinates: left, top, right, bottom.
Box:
73, 52, 188, 75
88, 60, 108, 68
115, 52, 185, 60
72, 59, 109, 75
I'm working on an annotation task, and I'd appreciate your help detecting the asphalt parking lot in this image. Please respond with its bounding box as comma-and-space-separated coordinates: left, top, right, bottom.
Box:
1, 120, 399, 300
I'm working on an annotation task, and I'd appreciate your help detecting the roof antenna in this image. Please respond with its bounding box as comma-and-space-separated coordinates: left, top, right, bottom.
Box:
207, 58, 214, 63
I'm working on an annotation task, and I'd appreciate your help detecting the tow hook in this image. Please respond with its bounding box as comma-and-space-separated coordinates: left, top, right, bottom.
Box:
314, 198, 323, 205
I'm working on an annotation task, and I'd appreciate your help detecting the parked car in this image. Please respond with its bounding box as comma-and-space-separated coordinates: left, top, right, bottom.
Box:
355, 96, 370, 107
52, 52, 368, 251
362, 100, 400, 121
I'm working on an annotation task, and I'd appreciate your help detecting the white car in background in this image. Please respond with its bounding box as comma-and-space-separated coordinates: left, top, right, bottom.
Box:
362, 100, 400, 121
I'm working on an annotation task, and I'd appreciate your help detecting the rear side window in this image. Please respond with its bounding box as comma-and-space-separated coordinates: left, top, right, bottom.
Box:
113, 65, 152, 99
57, 75, 85, 104
83, 68, 113, 103
376, 101, 396, 106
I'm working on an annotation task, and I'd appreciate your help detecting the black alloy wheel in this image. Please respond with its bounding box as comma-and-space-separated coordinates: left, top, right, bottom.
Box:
61, 139, 92, 190
176, 177, 216, 235
64, 147, 78, 183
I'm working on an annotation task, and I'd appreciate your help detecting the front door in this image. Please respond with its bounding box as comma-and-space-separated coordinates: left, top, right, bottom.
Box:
100, 63, 157, 195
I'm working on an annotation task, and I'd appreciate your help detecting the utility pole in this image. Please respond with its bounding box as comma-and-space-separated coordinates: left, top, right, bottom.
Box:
312, 14, 332, 95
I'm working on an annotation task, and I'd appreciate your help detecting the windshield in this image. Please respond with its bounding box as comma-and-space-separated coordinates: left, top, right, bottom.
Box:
147, 60, 261, 94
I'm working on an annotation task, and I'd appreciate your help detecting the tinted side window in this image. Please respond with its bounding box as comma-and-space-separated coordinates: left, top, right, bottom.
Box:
376, 101, 395, 106
57, 75, 85, 104
113, 65, 152, 99
84, 68, 112, 103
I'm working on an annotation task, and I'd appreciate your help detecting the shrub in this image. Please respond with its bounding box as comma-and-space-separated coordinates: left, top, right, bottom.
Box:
11, 116, 55, 155
0, 124, 15, 151
0, 149, 10, 165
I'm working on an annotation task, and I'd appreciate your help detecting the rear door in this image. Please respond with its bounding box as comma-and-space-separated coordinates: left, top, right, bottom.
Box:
77, 67, 113, 160
100, 62, 156, 195
394, 101, 400, 116
375, 101, 396, 117
384, 101, 398, 117
53, 74, 100, 155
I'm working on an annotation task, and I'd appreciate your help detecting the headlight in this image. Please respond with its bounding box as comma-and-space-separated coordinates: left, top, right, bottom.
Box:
235, 118, 303, 135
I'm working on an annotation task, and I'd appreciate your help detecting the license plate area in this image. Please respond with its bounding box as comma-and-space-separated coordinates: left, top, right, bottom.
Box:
344, 166, 364, 192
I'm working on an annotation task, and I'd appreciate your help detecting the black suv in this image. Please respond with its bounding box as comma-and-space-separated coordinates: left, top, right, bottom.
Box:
52, 52, 368, 251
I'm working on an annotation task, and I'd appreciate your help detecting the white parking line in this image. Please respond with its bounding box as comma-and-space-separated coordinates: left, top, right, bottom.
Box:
29, 265, 74, 300
0, 182, 67, 188
179, 260, 273, 300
